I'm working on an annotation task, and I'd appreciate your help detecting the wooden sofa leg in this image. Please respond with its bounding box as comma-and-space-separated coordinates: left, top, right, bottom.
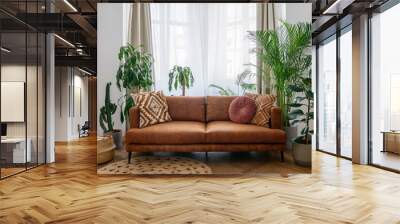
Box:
280, 151, 284, 162
205, 152, 208, 161
128, 152, 132, 164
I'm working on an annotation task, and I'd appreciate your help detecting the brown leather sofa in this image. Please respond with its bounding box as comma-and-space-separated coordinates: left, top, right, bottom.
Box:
126, 96, 286, 163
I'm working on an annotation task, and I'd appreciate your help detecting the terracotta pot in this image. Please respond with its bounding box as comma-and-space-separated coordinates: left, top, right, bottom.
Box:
292, 142, 311, 167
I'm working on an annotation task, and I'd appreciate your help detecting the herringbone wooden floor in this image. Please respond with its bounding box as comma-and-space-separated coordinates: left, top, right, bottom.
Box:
1, 136, 400, 224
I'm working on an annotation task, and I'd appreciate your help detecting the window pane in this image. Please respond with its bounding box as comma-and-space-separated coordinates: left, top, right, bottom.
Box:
1, 31, 28, 178
340, 29, 352, 158
150, 3, 257, 97
317, 37, 337, 154
371, 4, 400, 171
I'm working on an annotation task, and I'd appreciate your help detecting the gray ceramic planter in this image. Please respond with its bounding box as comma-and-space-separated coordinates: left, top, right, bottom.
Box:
292, 142, 311, 167
111, 130, 123, 149
285, 126, 298, 150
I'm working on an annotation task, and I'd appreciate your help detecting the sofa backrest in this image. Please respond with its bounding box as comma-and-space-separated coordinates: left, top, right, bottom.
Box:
206, 96, 237, 122
166, 96, 206, 122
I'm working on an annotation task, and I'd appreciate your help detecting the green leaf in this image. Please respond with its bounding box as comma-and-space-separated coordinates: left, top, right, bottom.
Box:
295, 96, 307, 102
290, 118, 306, 126
120, 108, 124, 124
288, 84, 303, 92
301, 126, 310, 135
288, 108, 304, 117
287, 103, 304, 108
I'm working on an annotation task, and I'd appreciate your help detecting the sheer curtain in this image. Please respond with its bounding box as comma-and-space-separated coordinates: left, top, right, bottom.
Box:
150, 3, 257, 96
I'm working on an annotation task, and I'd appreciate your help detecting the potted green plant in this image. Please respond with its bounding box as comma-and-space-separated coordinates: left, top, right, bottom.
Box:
249, 21, 311, 149
99, 82, 122, 149
288, 74, 313, 167
116, 44, 154, 125
168, 65, 194, 96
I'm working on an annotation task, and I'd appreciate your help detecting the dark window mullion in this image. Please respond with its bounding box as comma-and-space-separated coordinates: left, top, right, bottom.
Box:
336, 30, 341, 157
25, 0, 28, 171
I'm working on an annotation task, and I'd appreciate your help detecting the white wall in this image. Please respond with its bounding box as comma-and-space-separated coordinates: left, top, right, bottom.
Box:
55, 67, 89, 141
55, 67, 69, 141
97, 3, 129, 136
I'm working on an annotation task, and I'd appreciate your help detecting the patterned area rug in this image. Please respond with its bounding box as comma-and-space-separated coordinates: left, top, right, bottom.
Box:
98, 156, 212, 175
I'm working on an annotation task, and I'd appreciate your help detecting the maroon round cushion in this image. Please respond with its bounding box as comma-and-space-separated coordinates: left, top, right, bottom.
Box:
228, 96, 257, 124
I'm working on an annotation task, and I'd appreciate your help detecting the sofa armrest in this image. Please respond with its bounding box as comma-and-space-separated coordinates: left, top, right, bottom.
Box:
270, 107, 282, 129
129, 106, 140, 129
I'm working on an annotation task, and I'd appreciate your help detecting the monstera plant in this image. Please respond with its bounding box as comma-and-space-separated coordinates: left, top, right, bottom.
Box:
116, 44, 154, 124
168, 65, 194, 96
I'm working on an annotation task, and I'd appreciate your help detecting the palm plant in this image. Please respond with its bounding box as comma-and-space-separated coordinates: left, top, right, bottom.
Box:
249, 21, 312, 126
235, 69, 257, 95
208, 84, 235, 96
168, 65, 194, 96
116, 44, 153, 123
208, 69, 256, 96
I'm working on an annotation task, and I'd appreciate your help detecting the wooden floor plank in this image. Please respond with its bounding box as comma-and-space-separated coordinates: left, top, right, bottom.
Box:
0, 136, 399, 223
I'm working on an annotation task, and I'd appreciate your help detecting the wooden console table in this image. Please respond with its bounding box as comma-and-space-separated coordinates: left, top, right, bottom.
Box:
381, 131, 400, 154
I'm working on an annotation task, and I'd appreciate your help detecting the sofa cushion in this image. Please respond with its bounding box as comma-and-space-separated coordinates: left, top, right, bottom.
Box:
206, 96, 237, 122
126, 121, 206, 145
228, 96, 257, 124
245, 93, 276, 127
166, 96, 206, 122
132, 91, 172, 128
206, 121, 286, 144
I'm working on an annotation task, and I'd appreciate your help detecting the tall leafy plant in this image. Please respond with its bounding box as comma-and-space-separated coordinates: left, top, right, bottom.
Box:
99, 82, 117, 133
288, 73, 314, 144
249, 21, 311, 126
116, 44, 153, 123
168, 65, 194, 96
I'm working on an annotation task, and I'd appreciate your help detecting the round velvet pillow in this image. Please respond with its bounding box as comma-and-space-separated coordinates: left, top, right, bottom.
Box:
228, 96, 257, 124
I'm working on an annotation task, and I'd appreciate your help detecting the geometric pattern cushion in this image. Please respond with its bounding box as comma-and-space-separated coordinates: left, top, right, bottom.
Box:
132, 91, 172, 128
245, 93, 276, 127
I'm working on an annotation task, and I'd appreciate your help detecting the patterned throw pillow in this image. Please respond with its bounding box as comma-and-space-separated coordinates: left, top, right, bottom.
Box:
245, 93, 276, 127
132, 91, 172, 128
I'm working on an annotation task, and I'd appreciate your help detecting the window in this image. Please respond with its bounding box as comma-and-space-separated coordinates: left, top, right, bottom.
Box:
317, 36, 337, 155
150, 3, 257, 96
370, 3, 400, 171
316, 26, 353, 159
0, 3, 47, 179
339, 28, 352, 158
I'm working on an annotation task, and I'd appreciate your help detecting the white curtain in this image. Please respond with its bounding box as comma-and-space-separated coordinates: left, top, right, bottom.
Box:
150, 3, 257, 96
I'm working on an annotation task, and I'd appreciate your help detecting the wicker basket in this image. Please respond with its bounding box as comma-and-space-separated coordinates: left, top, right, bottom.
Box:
97, 135, 115, 164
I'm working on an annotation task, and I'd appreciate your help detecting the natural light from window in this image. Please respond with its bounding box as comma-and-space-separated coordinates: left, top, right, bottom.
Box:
150, 3, 257, 96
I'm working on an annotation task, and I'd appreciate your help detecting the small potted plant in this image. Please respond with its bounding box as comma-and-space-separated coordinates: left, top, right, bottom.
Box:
168, 65, 194, 96
288, 74, 313, 167
99, 82, 122, 149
